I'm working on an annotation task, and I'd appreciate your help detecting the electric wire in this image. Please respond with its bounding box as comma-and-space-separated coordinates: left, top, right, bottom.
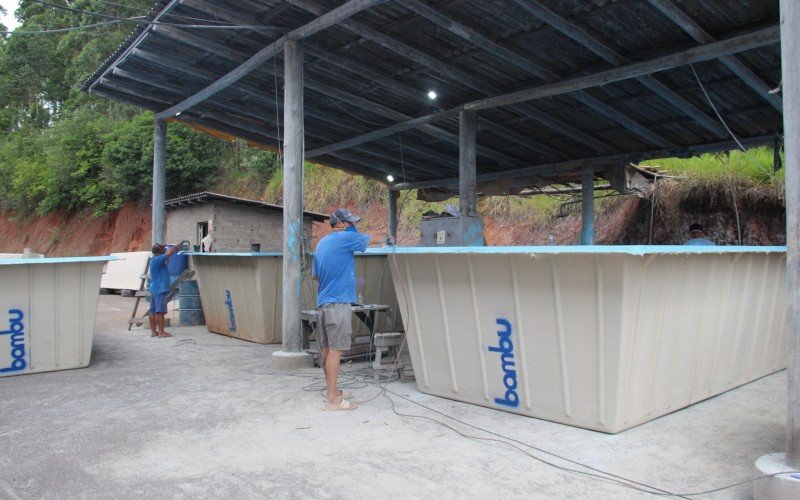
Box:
689, 64, 775, 180
4, 1, 290, 34
96, 0, 244, 25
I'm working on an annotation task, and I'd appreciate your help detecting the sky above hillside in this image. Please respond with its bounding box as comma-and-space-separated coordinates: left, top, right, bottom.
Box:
1, 0, 19, 30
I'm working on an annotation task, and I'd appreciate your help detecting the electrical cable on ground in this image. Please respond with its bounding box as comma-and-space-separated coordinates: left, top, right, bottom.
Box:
167, 198, 792, 496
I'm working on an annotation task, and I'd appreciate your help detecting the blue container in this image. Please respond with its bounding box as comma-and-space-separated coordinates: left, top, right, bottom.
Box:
179, 280, 205, 326
167, 247, 188, 276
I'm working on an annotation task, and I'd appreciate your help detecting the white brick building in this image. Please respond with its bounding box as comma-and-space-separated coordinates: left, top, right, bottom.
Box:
164, 192, 327, 252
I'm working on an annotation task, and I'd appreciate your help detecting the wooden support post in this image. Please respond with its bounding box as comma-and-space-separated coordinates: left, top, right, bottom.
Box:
152, 118, 167, 245
388, 189, 398, 241
781, 0, 800, 469
581, 165, 595, 245
459, 110, 477, 217
274, 39, 312, 369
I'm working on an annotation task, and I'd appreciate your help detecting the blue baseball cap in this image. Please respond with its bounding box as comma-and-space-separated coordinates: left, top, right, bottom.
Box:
330, 208, 361, 226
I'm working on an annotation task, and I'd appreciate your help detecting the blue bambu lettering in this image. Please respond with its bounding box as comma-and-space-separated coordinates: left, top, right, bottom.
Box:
488, 317, 519, 407
1, 309, 27, 374
225, 291, 237, 333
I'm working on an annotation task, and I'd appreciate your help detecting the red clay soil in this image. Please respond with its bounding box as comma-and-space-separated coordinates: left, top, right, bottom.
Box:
0, 182, 786, 256
0, 202, 152, 256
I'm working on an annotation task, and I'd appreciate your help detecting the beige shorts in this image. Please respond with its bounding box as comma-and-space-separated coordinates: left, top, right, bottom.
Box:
316, 303, 352, 351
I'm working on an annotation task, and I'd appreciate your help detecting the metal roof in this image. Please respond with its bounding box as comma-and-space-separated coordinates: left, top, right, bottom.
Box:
164, 191, 329, 221
84, 0, 782, 199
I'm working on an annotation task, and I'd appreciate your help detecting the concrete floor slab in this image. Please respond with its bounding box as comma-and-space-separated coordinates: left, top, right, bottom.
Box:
0, 296, 789, 498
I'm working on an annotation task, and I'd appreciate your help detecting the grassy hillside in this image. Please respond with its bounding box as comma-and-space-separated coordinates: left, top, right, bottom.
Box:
204, 144, 785, 246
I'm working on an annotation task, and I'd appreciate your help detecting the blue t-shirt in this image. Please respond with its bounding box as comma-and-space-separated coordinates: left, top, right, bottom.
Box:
313, 230, 371, 306
149, 254, 170, 295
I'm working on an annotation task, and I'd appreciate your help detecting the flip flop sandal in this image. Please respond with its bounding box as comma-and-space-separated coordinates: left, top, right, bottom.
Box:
321, 390, 353, 400
322, 399, 358, 411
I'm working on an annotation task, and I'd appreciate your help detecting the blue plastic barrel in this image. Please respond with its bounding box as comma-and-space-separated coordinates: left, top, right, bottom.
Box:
167, 247, 188, 276
179, 280, 205, 325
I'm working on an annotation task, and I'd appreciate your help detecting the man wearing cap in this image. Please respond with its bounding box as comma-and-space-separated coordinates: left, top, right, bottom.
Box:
683, 223, 716, 246
313, 208, 371, 410
149, 243, 180, 338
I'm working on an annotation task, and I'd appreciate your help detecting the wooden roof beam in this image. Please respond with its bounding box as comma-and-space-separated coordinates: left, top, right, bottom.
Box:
130, 47, 460, 169
464, 25, 779, 112
146, 16, 527, 169
360, 0, 672, 151
152, 0, 384, 120
164, 4, 553, 166
179, 108, 428, 181
646, 0, 782, 112
305, 25, 778, 158
290, 0, 629, 152
394, 133, 776, 190
304, 44, 577, 161
509, 0, 727, 139
391, 0, 674, 149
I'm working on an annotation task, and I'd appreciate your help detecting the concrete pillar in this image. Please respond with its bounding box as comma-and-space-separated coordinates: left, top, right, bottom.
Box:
388, 189, 398, 241
581, 165, 595, 245
273, 39, 312, 370
782, 0, 800, 470
781, 0, 800, 469
459, 110, 477, 217
152, 118, 167, 246
754, 5, 800, 497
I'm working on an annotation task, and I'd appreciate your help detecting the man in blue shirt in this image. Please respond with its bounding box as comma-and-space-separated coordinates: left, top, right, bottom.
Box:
149, 243, 180, 338
683, 223, 716, 246
313, 208, 371, 410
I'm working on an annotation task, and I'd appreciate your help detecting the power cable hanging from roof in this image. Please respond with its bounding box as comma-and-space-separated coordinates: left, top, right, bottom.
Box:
689, 63, 775, 180
96, 0, 241, 25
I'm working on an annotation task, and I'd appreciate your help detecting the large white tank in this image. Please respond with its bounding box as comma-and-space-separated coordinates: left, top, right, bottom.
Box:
367, 245, 787, 433
189, 253, 400, 344
0, 257, 112, 377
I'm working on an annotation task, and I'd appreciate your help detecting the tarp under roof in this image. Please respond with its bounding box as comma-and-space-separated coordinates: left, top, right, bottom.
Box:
83, 0, 783, 199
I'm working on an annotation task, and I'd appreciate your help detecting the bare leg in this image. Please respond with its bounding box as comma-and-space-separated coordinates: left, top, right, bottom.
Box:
148, 313, 157, 337
321, 347, 346, 399
156, 314, 171, 337
325, 349, 343, 405
321, 347, 329, 377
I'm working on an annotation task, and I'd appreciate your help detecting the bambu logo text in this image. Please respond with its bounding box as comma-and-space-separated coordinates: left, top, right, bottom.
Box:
1, 309, 26, 374
488, 318, 519, 407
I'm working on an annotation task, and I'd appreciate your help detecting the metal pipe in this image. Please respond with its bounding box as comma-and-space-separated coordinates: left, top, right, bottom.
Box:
459, 110, 477, 217
388, 190, 398, 240
780, 0, 800, 468
281, 39, 304, 354
152, 118, 167, 245
581, 165, 595, 245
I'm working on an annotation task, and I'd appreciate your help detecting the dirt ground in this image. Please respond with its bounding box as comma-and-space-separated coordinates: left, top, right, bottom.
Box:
0, 295, 789, 498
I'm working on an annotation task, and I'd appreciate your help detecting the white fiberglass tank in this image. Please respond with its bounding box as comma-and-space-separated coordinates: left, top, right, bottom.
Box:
367, 245, 787, 433
0, 256, 112, 377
